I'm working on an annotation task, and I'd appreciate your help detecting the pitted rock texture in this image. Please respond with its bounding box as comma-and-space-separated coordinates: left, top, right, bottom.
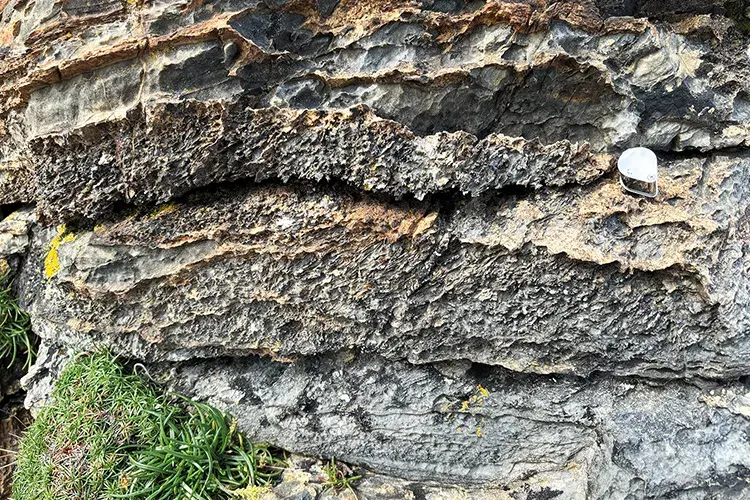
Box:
30, 104, 611, 222
2, 0, 750, 498
1, 0, 750, 220
19, 151, 750, 379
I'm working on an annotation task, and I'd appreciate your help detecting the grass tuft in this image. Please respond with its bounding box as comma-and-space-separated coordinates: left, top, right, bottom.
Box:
322, 457, 362, 497
0, 270, 34, 369
13, 352, 286, 500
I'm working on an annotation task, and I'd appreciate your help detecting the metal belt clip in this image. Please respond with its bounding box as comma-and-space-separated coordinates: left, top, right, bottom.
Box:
618, 147, 658, 198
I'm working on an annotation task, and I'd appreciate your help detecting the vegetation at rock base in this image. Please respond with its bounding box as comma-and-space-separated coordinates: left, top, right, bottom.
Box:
0, 270, 34, 369
13, 352, 286, 500
322, 458, 362, 497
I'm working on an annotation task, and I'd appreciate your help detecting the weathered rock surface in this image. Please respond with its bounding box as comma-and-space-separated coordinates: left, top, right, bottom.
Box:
22, 344, 750, 499
18, 149, 750, 379
160, 352, 750, 499
2, 0, 750, 498
2, 0, 750, 221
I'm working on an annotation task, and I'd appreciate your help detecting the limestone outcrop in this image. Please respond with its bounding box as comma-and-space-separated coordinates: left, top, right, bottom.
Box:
2, 0, 750, 498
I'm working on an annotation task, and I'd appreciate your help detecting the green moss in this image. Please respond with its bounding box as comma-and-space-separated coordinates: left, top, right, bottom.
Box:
13, 352, 286, 500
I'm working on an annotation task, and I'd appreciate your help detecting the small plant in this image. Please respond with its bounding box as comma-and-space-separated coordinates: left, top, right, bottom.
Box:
321, 458, 362, 497
116, 397, 285, 499
13, 352, 286, 500
0, 270, 34, 369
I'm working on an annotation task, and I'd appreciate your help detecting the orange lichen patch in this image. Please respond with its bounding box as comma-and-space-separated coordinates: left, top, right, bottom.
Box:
533, 0, 604, 33
300, 0, 421, 39
428, 1, 535, 42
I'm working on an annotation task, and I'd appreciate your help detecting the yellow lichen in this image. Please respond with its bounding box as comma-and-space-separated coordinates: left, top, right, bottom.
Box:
148, 203, 176, 219
44, 225, 76, 279
229, 484, 272, 500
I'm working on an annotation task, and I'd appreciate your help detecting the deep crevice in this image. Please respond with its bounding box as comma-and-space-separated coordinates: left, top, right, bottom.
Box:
0, 202, 26, 221
76, 164, 580, 233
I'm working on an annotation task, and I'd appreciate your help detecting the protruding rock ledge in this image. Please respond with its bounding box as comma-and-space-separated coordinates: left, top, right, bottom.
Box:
30, 103, 611, 222
2, 0, 749, 219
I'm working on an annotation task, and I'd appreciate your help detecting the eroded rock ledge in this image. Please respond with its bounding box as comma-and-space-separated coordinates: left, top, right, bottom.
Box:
2, 0, 750, 221
21, 344, 750, 499
15, 149, 750, 380
30, 104, 611, 222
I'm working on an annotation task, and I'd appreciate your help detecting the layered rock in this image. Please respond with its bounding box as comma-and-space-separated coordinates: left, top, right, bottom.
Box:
17, 152, 750, 379
159, 352, 750, 499
2, 0, 750, 498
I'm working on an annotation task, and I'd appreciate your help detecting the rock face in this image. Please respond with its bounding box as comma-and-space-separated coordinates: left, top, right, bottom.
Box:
2, 0, 750, 498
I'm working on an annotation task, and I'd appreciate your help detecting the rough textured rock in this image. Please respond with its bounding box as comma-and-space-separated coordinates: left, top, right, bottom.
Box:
30, 104, 611, 222
2, 0, 750, 498
19, 152, 750, 379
